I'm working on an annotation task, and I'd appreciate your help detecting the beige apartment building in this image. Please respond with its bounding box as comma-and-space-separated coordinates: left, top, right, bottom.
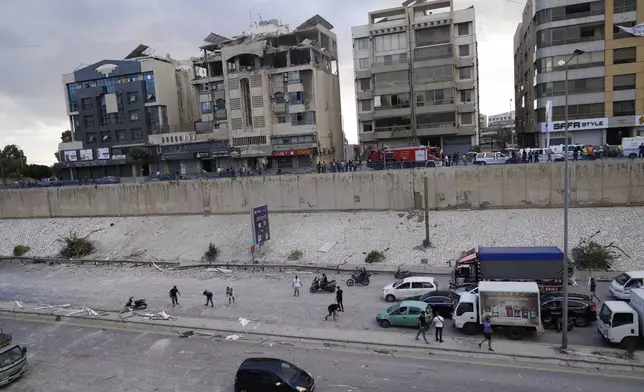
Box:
191, 15, 344, 171
352, 0, 480, 156
514, 0, 644, 147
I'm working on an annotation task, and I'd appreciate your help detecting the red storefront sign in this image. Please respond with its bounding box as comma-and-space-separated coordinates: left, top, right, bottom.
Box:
272, 149, 313, 157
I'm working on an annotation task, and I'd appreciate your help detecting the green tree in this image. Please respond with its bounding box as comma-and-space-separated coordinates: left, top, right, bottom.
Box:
61, 130, 72, 142
0, 144, 26, 180
19, 164, 53, 180
128, 147, 150, 161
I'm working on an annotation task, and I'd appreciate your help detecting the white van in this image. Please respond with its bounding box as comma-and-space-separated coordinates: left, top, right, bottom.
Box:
549, 144, 581, 158
609, 271, 644, 300
622, 137, 644, 158
520, 148, 564, 162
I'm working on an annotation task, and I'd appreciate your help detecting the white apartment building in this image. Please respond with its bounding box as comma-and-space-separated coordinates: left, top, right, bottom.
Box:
352, 0, 480, 156
191, 15, 344, 171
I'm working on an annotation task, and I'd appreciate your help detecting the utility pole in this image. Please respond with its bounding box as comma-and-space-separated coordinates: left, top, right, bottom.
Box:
424, 176, 430, 247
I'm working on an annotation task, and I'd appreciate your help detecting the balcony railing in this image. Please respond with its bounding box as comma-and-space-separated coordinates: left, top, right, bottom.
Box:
417, 122, 455, 129
375, 103, 410, 110
374, 125, 412, 133
417, 98, 454, 107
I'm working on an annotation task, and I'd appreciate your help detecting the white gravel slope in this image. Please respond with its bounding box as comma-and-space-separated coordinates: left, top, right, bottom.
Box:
0, 208, 642, 270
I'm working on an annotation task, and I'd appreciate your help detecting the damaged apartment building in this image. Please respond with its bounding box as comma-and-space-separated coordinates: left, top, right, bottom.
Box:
191, 15, 344, 171
352, 0, 481, 156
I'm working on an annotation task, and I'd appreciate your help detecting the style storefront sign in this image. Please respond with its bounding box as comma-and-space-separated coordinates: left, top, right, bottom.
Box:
540, 118, 607, 133
272, 149, 313, 157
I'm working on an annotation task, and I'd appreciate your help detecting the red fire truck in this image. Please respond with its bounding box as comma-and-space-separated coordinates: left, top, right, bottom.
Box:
366, 145, 443, 170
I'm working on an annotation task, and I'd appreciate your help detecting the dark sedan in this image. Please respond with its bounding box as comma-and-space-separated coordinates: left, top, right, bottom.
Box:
235, 357, 315, 392
540, 293, 597, 327
413, 291, 460, 318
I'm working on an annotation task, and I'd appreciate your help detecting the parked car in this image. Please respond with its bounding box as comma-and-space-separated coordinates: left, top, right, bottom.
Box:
95, 176, 121, 184
610, 271, 644, 300
376, 300, 431, 328
382, 277, 438, 302
234, 357, 315, 392
416, 291, 460, 318
473, 152, 507, 165
540, 293, 597, 327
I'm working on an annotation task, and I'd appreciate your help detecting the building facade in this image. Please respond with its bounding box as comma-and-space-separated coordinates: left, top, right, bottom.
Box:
190, 15, 344, 172
480, 110, 516, 150
57, 45, 198, 179
514, 0, 644, 148
352, 0, 480, 156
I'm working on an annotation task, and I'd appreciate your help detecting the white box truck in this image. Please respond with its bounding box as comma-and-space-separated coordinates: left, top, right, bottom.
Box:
453, 281, 541, 340
597, 288, 644, 351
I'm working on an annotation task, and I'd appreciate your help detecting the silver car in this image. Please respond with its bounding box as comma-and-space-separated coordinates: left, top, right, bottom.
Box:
473, 152, 507, 165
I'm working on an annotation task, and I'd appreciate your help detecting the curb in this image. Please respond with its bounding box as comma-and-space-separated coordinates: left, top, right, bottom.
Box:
0, 256, 179, 268
1, 308, 640, 372
172, 263, 452, 276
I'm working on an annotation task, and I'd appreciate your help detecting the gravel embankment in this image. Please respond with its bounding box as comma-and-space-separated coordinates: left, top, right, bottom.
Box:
0, 208, 642, 270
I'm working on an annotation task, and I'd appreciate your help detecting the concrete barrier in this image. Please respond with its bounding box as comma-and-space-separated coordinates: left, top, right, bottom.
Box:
1, 161, 643, 218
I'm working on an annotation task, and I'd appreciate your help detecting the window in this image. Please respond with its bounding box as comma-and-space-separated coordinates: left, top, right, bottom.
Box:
116, 130, 127, 141
392, 307, 408, 315
132, 127, 143, 140
277, 115, 287, 124
83, 115, 95, 127
85, 134, 97, 144
374, 52, 407, 66
415, 26, 450, 47
374, 70, 408, 85
614, 22, 636, 39
362, 123, 373, 133
457, 23, 469, 36
614, 0, 637, 14
129, 110, 140, 122
290, 111, 316, 126
614, 100, 635, 116
81, 98, 93, 110
456, 302, 474, 316
460, 90, 472, 102
144, 72, 156, 102
289, 91, 304, 104
100, 131, 111, 142
458, 44, 470, 57
375, 93, 409, 109
395, 282, 410, 290
357, 58, 370, 70
408, 307, 421, 315
127, 92, 138, 104
535, 2, 604, 24
612, 312, 634, 328
422, 282, 434, 289
536, 77, 604, 98
417, 112, 455, 127
415, 44, 452, 60
360, 100, 372, 111
547, 103, 605, 121
613, 47, 636, 64
359, 79, 370, 91
613, 74, 636, 91
355, 38, 369, 50
374, 33, 407, 52
417, 88, 454, 106
411, 282, 424, 289
274, 92, 285, 104
201, 101, 213, 114
536, 51, 604, 72
538, 23, 604, 48
459, 67, 472, 79
415, 65, 452, 81
461, 112, 474, 125
215, 99, 226, 110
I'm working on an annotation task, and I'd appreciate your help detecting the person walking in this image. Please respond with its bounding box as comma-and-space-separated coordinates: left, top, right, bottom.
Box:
433, 313, 445, 343
169, 285, 180, 307
415, 310, 430, 344
590, 277, 597, 300
292, 275, 302, 297
325, 303, 340, 320
203, 290, 214, 307
478, 317, 493, 351
226, 286, 236, 305
336, 286, 344, 312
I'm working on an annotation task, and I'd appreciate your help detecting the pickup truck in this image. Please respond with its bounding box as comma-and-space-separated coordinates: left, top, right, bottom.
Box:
0, 330, 28, 386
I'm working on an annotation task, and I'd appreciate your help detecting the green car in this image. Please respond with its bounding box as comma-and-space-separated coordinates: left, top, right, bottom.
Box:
376, 300, 431, 328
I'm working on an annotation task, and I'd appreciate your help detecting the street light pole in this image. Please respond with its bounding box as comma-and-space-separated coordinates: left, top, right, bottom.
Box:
560, 48, 584, 350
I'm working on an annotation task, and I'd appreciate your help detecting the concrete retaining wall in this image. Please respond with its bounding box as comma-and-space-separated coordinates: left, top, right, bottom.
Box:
1, 161, 643, 218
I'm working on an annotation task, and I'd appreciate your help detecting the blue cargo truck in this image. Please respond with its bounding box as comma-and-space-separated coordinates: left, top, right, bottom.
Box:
450, 246, 573, 293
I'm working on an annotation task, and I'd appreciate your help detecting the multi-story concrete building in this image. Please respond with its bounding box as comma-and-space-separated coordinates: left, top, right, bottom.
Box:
352, 0, 480, 156
481, 110, 516, 150
191, 15, 344, 171
514, 0, 644, 147
57, 45, 198, 179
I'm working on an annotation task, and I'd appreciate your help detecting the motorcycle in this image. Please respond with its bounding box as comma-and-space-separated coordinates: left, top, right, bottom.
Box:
346, 268, 371, 286
394, 266, 412, 279
310, 277, 337, 293
125, 297, 148, 311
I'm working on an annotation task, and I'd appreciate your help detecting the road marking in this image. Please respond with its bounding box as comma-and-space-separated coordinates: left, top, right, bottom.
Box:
2, 314, 643, 381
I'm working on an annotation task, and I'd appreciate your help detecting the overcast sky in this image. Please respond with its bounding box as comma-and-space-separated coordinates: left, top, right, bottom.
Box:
0, 0, 524, 165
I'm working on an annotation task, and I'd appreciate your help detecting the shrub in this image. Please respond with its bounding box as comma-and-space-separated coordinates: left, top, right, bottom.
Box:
287, 249, 303, 261
13, 245, 30, 256
205, 242, 219, 262
60, 233, 95, 259
365, 250, 385, 264
571, 231, 628, 270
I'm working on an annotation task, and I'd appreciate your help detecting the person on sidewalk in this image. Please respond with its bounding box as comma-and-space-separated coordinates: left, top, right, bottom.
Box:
478, 317, 493, 351
292, 276, 302, 297
226, 286, 235, 305
325, 303, 340, 320
169, 285, 180, 307
415, 310, 430, 344
589, 277, 597, 300
433, 313, 444, 343
336, 286, 344, 312
203, 290, 214, 307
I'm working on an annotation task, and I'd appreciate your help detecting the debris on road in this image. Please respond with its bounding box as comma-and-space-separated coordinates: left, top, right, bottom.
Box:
318, 241, 337, 253
149, 311, 173, 320
205, 267, 233, 273
119, 311, 134, 319
178, 330, 194, 338
66, 307, 99, 317
14, 301, 23, 308
152, 261, 165, 272
226, 334, 241, 340
35, 304, 71, 310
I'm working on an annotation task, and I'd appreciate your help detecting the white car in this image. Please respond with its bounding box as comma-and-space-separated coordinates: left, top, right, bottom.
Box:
473, 152, 507, 165
609, 271, 644, 300
382, 277, 438, 302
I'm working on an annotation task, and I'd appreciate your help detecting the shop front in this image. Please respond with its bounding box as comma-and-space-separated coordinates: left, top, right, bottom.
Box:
271, 148, 314, 170
195, 148, 235, 173
539, 118, 606, 147
55, 156, 129, 180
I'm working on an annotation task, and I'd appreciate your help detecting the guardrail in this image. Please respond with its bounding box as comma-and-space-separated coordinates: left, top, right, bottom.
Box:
0, 256, 179, 268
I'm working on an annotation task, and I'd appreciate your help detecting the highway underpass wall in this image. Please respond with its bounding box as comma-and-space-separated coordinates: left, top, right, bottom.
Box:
1, 161, 643, 218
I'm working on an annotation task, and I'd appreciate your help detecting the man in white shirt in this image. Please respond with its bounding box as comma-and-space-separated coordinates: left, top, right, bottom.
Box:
433, 313, 444, 343
292, 275, 302, 297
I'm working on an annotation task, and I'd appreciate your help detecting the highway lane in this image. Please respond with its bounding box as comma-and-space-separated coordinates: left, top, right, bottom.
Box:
1, 317, 641, 392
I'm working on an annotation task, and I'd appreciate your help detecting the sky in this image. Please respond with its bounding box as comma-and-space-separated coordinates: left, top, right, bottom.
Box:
0, 0, 525, 165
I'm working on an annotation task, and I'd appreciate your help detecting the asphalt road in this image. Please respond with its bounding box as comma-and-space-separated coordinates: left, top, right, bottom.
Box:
2, 317, 641, 392
0, 264, 615, 348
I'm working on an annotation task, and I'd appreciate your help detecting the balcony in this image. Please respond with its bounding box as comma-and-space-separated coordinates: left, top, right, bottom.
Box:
416, 122, 457, 136
374, 104, 411, 119
273, 103, 287, 113
356, 90, 372, 100
215, 109, 228, 120
456, 80, 475, 90
358, 112, 374, 122
456, 57, 474, 68
457, 103, 475, 113
375, 125, 413, 140
355, 69, 372, 79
